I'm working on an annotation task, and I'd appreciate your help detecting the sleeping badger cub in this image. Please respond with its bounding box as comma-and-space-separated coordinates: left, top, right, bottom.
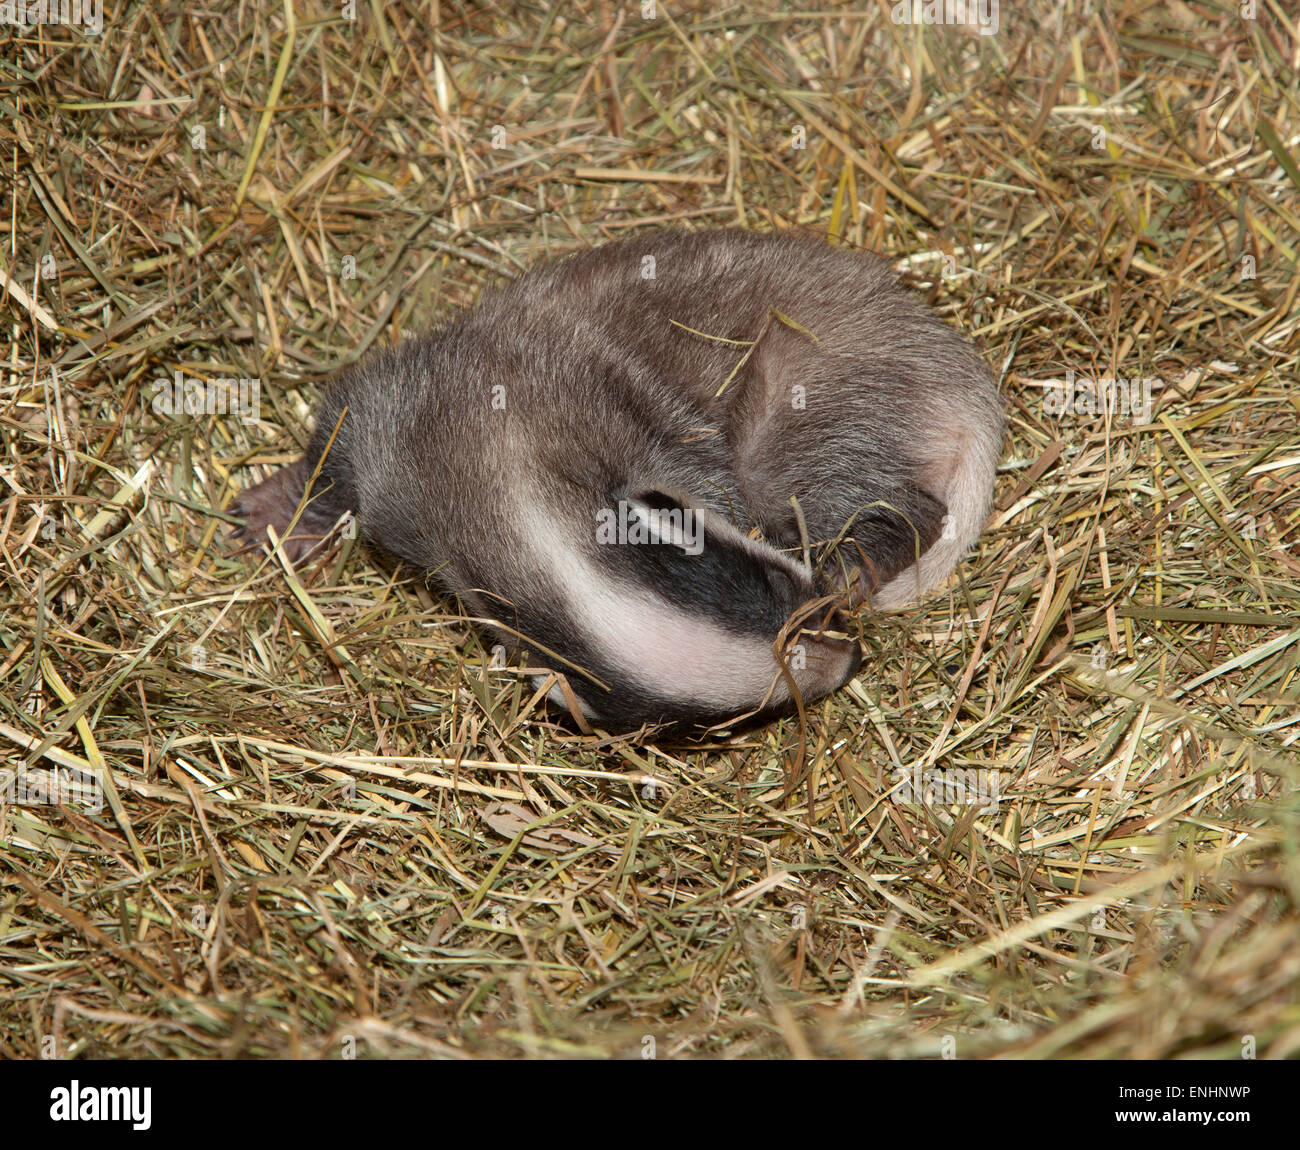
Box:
231, 229, 1002, 733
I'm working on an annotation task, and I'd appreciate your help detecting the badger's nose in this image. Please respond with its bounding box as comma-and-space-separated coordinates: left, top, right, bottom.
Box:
782, 630, 861, 706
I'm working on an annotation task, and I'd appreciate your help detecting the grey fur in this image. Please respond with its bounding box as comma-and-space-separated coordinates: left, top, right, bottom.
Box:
231, 229, 1003, 732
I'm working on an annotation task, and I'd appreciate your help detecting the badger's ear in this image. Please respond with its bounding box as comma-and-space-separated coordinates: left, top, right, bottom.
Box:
623, 489, 701, 554
623, 485, 821, 588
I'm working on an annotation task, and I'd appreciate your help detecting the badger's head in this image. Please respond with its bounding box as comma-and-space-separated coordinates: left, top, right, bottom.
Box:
511, 490, 861, 735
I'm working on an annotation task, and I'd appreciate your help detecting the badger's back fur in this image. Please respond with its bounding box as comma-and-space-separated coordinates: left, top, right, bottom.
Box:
231, 229, 1003, 732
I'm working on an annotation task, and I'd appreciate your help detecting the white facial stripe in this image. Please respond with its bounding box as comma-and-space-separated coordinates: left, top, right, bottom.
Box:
517, 498, 788, 711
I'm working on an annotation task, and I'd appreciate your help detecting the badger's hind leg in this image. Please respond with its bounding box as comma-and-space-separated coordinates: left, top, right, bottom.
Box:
229, 458, 355, 564
870, 412, 1001, 609
817, 486, 949, 607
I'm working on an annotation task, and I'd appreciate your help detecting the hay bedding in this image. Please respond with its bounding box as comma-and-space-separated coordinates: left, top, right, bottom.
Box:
0, 1, 1296, 1059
